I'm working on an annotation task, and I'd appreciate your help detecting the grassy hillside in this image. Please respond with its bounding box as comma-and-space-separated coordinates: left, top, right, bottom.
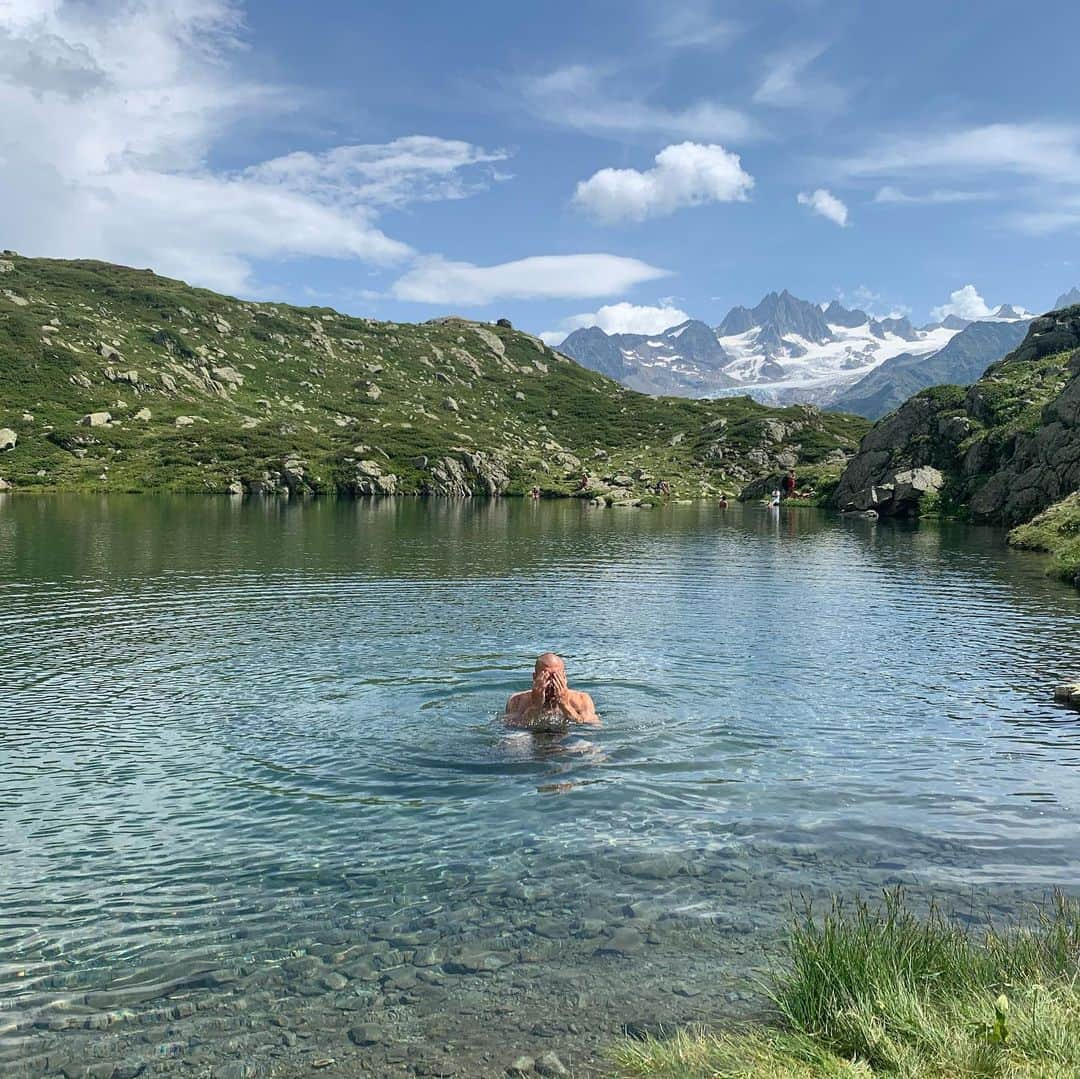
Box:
0, 254, 867, 500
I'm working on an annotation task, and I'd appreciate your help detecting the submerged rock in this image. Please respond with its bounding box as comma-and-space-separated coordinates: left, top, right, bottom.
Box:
348, 1023, 381, 1046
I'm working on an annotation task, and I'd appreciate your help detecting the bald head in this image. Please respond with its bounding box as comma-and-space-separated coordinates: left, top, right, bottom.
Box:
534, 652, 565, 674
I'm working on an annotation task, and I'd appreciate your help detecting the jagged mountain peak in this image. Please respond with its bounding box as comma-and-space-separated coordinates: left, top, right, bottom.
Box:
557, 287, 1031, 405
1054, 287, 1080, 310
823, 300, 870, 328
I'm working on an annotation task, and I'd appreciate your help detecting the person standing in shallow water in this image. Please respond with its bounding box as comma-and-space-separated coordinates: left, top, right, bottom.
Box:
504, 653, 600, 728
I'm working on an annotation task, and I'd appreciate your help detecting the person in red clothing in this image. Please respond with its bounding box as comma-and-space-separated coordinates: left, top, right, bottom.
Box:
781, 469, 797, 499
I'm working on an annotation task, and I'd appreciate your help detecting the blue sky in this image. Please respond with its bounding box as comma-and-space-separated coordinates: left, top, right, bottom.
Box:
3, 0, 1079, 340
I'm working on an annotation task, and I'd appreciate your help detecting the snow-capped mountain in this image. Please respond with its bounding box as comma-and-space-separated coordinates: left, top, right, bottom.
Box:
556, 290, 1034, 409
555, 319, 739, 396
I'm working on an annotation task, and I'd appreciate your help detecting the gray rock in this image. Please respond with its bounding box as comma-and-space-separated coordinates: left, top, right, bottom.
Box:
104, 367, 138, 384
507, 1055, 534, 1076
211, 1065, 253, 1079
321, 971, 348, 991
442, 396, 460, 412
619, 853, 694, 879
175, 415, 196, 427
0, 428, 15, 450
443, 950, 508, 974
211, 365, 244, 386
348, 1023, 381, 1046
0, 479, 11, 491
600, 928, 643, 955
79, 412, 112, 427
134, 407, 152, 421
535, 1052, 568, 1077
99, 342, 122, 361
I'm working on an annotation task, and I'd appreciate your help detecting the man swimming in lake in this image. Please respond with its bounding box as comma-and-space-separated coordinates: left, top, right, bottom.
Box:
504, 653, 600, 728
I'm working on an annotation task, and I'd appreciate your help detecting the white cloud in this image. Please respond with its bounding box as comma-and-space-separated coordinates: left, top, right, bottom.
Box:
797, 188, 849, 226
521, 65, 754, 141
752, 42, 846, 112
390, 254, 670, 306
655, 4, 737, 48
540, 301, 691, 344
874, 185, 986, 205
0, 2, 508, 294
931, 285, 992, 322
843, 123, 1080, 184
834, 285, 911, 320
244, 137, 510, 209
574, 142, 753, 224
841, 124, 1080, 234
1008, 196, 1080, 235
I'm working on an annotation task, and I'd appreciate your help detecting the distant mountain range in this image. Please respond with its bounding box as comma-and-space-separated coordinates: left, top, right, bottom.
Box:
829, 319, 1033, 419
556, 289, 1040, 417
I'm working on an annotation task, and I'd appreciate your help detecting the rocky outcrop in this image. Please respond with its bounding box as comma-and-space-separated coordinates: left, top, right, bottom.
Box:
425, 451, 510, 497
343, 458, 398, 496
834, 307, 1080, 523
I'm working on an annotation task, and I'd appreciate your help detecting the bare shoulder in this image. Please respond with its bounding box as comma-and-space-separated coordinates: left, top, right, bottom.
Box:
570, 689, 600, 725
504, 690, 530, 714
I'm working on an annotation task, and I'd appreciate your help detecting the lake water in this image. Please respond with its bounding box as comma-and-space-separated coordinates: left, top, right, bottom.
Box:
3, 496, 1080, 1078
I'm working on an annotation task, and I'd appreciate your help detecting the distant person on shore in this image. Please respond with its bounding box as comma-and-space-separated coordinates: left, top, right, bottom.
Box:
782, 470, 797, 500
718, 491, 729, 509
504, 653, 600, 728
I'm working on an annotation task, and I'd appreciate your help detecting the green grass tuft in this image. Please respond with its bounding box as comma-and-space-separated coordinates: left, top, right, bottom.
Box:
610, 890, 1080, 1078
1009, 493, 1080, 586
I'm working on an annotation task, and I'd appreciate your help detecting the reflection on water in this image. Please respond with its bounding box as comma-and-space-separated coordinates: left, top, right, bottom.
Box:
1, 496, 1079, 1076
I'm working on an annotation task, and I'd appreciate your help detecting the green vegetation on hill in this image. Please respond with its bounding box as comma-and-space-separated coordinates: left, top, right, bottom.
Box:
0, 254, 867, 499
1009, 493, 1080, 588
611, 891, 1080, 1078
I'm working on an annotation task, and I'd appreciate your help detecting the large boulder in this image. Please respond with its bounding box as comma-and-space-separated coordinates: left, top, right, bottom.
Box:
211, 365, 244, 387
838, 465, 944, 515
425, 451, 510, 496
0, 428, 16, 451
79, 412, 112, 427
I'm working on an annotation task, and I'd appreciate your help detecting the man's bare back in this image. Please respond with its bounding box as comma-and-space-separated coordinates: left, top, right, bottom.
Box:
504, 653, 600, 729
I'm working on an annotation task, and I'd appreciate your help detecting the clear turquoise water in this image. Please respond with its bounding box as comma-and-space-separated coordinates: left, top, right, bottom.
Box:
2, 496, 1080, 1076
